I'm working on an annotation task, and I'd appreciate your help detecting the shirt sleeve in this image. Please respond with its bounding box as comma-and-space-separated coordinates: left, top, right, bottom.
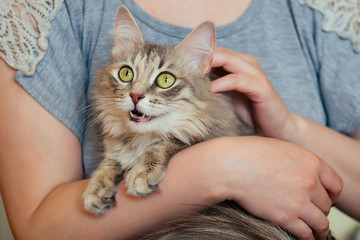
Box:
314, 13, 360, 136
15, 1, 88, 141
293, 1, 360, 136
317, 32, 360, 136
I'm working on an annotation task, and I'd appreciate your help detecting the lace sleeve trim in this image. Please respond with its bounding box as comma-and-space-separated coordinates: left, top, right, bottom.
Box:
0, 0, 64, 76
299, 0, 360, 53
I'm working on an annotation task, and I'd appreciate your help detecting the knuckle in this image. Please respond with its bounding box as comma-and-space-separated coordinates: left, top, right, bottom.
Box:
306, 153, 322, 169
226, 73, 240, 83
233, 75, 250, 89
334, 177, 344, 194
318, 218, 330, 232
314, 219, 330, 239
299, 228, 313, 240
294, 197, 308, 209
273, 212, 292, 226
301, 176, 317, 191
232, 74, 242, 83
242, 53, 257, 63
323, 206, 331, 216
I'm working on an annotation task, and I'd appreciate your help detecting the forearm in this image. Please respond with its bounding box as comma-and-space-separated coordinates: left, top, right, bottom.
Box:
0, 59, 216, 239
18, 147, 218, 240
289, 113, 360, 219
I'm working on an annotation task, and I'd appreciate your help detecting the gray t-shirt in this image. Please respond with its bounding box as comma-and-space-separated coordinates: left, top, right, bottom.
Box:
15, 0, 360, 177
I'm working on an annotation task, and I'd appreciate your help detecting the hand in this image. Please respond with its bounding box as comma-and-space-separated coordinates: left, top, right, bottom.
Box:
209, 47, 343, 239
210, 47, 297, 140
180, 136, 342, 240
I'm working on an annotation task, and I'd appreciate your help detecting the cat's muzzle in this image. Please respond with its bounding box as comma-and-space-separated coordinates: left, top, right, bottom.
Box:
129, 109, 152, 123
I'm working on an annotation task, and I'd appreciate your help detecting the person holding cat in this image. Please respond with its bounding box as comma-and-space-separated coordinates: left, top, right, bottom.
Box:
0, 0, 359, 240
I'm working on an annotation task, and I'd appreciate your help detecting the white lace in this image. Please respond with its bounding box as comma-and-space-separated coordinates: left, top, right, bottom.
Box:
299, 0, 360, 53
0, 0, 63, 76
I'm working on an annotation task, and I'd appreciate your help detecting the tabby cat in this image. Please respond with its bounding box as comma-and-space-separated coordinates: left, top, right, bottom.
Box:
82, 5, 252, 215
82, 6, 336, 239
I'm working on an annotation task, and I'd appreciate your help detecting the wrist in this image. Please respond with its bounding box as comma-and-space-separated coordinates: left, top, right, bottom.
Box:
166, 137, 252, 205
164, 138, 227, 205
199, 136, 253, 205
270, 110, 301, 143
282, 112, 307, 144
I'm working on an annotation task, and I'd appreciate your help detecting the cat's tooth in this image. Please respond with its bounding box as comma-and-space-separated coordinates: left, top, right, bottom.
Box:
129, 111, 135, 118
140, 114, 145, 119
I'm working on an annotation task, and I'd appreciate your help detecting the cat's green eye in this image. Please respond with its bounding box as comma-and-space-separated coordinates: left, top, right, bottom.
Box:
119, 66, 134, 82
156, 73, 176, 89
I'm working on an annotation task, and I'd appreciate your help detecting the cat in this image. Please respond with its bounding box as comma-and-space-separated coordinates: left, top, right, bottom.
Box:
83, 5, 252, 215
82, 6, 336, 239
139, 201, 294, 240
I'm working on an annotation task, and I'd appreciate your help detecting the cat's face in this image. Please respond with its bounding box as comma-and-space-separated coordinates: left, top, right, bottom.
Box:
94, 6, 216, 138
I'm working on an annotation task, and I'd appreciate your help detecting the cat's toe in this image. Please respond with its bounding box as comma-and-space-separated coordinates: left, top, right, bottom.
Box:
126, 170, 154, 196
83, 186, 117, 215
126, 165, 165, 196
134, 176, 154, 195
126, 174, 153, 196
84, 197, 113, 215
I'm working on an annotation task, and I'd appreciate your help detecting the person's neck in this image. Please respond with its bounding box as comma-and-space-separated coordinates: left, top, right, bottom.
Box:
134, 0, 253, 28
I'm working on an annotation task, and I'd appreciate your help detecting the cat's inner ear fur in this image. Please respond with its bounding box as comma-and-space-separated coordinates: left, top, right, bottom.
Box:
176, 22, 216, 76
113, 5, 144, 50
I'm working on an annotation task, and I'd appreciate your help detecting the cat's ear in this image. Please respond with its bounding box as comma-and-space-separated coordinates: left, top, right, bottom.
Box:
114, 5, 144, 48
176, 22, 216, 75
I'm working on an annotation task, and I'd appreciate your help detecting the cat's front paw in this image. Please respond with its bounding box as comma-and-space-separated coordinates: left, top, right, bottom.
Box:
126, 165, 166, 196
83, 182, 117, 215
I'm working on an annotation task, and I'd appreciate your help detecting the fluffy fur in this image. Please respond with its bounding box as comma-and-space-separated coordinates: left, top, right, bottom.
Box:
83, 5, 251, 215
139, 201, 335, 240
139, 201, 294, 240
82, 6, 336, 240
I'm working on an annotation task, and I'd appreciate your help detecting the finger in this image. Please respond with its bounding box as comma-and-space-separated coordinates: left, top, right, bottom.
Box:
281, 218, 315, 240
311, 184, 333, 216
212, 47, 253, 74
318, 161, 343, 204
211, 47, 233, 67
301, 203, 330, 240
210, 72, 258, 95
210, 74, 264, 103
215, 46, 259, 62
211, 73, 247, 93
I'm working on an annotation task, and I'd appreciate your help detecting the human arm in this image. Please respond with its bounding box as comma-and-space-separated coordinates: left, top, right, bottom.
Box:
211, 46, 359, 233
0, 56, 342, 240
287, 114, 360, 219
0, 59, 218, 239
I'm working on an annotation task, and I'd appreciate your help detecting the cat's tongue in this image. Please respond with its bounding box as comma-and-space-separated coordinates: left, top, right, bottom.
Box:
129, 110, 152, 123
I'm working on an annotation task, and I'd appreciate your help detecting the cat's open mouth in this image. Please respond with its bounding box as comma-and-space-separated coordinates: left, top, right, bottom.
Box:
129, 109, 153, 123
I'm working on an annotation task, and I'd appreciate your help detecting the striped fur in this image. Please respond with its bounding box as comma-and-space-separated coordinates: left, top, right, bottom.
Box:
83, 5, 251, 215
81, 7, 336, 240
139, 201, 336, 240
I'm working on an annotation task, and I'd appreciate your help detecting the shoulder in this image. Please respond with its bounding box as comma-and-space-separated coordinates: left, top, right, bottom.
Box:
287, 0, 360, 135
287, 0, 360, 54
298, 0, 360, 53
0, 0, 64, 76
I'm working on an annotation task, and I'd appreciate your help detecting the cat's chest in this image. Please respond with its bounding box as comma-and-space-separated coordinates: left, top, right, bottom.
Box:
108, 135, 160, 170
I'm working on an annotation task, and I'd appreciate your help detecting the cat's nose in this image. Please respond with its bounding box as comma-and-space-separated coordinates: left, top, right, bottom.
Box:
130, 93, 144, 104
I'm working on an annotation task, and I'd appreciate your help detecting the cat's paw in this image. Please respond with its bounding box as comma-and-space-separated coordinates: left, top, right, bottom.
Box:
83, 182, 117, 215
126, 165, 166, 196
